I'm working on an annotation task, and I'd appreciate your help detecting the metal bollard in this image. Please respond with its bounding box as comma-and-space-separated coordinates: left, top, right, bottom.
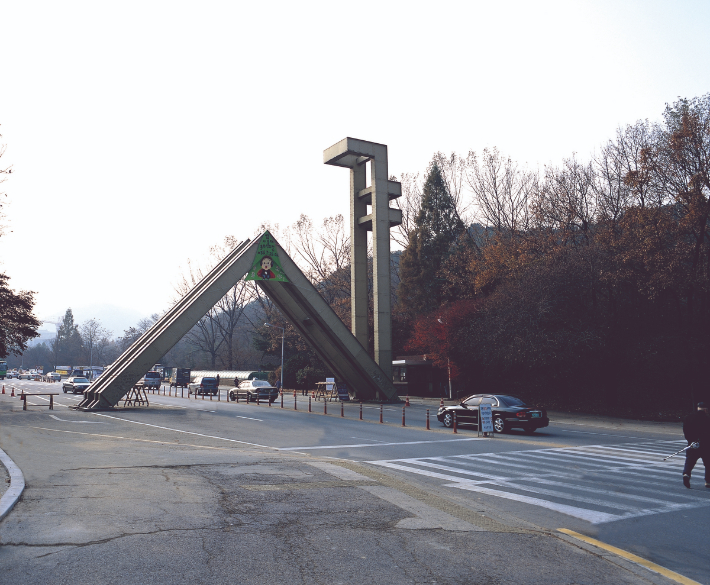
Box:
308, 397, 311, 412
453, 411, 457, 434
22, 394, 26, 410
294, 392, 297, 410
359, 402, 363, 420
402, 406, 406, 426
341, 401, 344, 417
379, 403, 383, 423
236, 392, 240, 403
280, 392, 283, 408
426, 409, 430, 430
324, 399, 327, 415
257, 393, 260, 406
50, 395, 54, 410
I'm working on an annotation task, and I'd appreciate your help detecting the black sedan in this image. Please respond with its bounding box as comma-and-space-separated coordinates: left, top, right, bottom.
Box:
437, 394, 549, 434
63, 376, 91, 394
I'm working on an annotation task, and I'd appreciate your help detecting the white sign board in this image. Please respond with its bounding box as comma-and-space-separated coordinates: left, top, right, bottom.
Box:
480, 404, 494, 433
326, 377, 335, 392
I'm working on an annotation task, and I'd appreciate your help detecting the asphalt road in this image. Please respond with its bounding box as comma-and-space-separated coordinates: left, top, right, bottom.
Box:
1, 379, 708, 585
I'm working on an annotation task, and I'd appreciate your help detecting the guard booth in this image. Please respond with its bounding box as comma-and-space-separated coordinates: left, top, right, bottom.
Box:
392, 355, 450, 398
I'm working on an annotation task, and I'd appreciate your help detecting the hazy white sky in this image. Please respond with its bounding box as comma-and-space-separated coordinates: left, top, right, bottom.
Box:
1, 0, 709, 334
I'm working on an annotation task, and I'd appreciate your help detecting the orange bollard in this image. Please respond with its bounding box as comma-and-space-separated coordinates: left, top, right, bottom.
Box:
426, 409, 430, 430
453, 411, 457, 434
2, 384, 4, 394
341, 401, 344, 417
439, 397, 444, 408
11, 386, 15, 397
405, 394, 410, 407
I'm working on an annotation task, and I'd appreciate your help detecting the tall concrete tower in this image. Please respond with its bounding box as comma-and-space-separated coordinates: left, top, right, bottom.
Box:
324, 138, 402, 379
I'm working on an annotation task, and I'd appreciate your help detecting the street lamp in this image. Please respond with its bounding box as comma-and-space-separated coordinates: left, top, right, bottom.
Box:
264, 323, 284, 393
437, 318, 453, 400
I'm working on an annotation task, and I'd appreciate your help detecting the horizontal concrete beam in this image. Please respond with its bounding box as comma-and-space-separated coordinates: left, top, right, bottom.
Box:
357, 180, 402, 204
323, 137, 388, 168
356, 208, 403, 230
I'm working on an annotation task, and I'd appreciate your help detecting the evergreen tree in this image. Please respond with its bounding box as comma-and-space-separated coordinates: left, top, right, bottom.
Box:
397, 161, 465, 317
54, 308, 83, 364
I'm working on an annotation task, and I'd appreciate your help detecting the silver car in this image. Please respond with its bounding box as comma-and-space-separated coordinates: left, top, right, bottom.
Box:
63, 377, 91, 394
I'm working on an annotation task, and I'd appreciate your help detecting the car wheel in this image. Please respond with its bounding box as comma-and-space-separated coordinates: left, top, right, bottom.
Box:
63, 386, 67, 393
493, 416, 507, 433
229, 390, 236, 401
442, 412, 453, 428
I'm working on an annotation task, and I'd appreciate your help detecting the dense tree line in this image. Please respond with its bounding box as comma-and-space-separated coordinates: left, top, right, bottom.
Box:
401, 95, 710, 412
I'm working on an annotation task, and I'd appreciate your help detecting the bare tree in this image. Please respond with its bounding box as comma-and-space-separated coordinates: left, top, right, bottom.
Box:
209, 237, 256, 369
465, 147, 534, 237
392, 172, 422, 248
432, 151, 470, 226
79, 319, 112, 367
532, 155, 596, 246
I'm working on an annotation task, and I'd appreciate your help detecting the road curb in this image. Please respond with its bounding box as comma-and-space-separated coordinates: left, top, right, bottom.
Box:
556, 529, 700, 585
0, 448, 25, 522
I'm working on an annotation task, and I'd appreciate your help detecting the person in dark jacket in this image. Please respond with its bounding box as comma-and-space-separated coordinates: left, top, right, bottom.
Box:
682, 401, 710, 488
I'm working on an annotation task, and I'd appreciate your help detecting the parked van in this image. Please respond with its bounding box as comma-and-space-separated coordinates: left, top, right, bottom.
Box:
188, 376, 219, 396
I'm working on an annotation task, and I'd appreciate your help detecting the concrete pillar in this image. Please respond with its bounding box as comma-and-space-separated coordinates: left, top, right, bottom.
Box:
324, 138, 402, 380
350, 161, 368, 350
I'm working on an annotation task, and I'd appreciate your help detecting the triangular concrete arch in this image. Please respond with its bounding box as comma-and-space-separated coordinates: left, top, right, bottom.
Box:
76, 233, 398, 410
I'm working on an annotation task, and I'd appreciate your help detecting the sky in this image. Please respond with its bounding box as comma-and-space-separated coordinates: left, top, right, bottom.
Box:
1, 0, 709, 335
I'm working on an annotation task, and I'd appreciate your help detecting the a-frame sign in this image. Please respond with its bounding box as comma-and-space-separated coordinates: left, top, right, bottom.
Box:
76, 232, 398, 410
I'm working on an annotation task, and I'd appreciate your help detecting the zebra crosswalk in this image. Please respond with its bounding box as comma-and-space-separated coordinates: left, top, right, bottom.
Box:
368, 440, 710, 524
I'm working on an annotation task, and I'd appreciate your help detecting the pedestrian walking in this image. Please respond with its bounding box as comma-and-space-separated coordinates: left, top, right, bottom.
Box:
275, 379, 282, 394
682, 401, 710, 489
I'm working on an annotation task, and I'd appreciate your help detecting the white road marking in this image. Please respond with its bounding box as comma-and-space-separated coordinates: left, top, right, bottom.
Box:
279, 438, 484, 450
368, 440, 710, 524
92, 413, 272, 448
48, 415, 106, 424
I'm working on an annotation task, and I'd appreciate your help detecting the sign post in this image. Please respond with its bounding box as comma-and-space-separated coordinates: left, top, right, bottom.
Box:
479, 404, 494, 437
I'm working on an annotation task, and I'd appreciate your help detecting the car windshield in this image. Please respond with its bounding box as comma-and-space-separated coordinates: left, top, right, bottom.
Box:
499, 395, 526, 407
146, 372, 160, 378
73, 378, 89, 384
252, 380, 270, 387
